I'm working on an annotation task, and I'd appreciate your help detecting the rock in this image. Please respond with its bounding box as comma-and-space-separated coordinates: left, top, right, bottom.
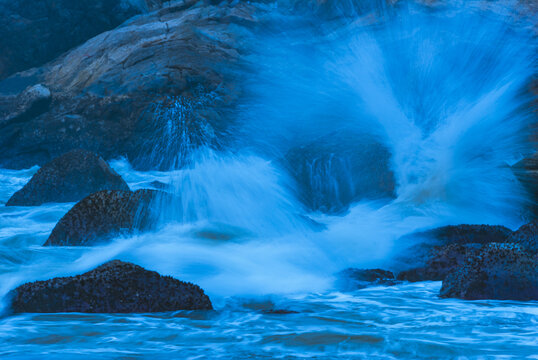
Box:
397, 243, 481, 282
0, 84, 51, 124
8, 260, 212, 313
508, 221, 538, 255
440, 243, 538, 301
6, 149, 129, 206
284, 130, 396, 213
0, 1, 258, 169
336, 268, 397, 290
45, 189, 160, 246
396, 224, 513, 282
0, 0, 165, 80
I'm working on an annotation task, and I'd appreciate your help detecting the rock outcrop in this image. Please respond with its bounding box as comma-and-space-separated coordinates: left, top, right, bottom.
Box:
9, 260, 213, 313
336, 268, 397, 291
45, 189, 160, 246
7, 149, 129, 206
440, 243, 538, 301
508, 220, 538, 255
0, 0, 165, 80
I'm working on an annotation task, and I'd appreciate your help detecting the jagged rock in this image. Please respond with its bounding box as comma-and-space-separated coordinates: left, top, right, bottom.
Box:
9, 260, 212, 313
0, 0, 165, 80
45, 189, 160, 246
6, 149, 129, 206
440, 243, 538, 300
508, 220, 538, 255
336, 268, 397, 290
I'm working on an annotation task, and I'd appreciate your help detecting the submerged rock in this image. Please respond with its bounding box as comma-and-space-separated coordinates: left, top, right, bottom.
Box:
9, 260, 212, 313
336, 268, 397, 290
45, 189, 160, 246
6, 149, 129, 206
440, 243, 538, 301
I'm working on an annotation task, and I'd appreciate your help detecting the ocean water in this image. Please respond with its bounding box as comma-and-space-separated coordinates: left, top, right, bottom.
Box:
1, 0, 537, 358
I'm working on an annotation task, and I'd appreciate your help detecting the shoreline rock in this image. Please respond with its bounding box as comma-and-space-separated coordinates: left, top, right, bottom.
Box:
45, 189, 160, 246
6, 149, 129, 206
9, 260, 213, 313
336, 268, 397, 291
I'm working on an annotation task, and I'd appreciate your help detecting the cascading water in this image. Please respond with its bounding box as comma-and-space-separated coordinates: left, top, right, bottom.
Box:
0, 1, 537, 358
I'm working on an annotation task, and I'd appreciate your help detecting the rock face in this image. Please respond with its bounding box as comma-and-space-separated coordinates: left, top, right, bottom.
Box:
440, 243, 538, 301
0, 0, 164, 80
284, 131, 396, 213
45, 189, 159, 246
9, 260, 213, 313
336, 268, 397, 291
6, 149, 129, 206
0, 1, 257, 169
0, 84, 51, 123
508, 221, 538, 255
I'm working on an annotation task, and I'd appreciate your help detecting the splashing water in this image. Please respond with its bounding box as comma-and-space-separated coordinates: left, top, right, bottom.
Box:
0, 1, 537, 358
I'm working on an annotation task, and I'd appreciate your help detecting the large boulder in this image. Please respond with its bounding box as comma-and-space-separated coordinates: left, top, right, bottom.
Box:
6, 149, 129, 206
440, 243, 538, 301
396, 224, 513, 282
0, 0, 259, 169
9, 260, 212, 313
0, 0, 165, 80
45, 189, 160, 246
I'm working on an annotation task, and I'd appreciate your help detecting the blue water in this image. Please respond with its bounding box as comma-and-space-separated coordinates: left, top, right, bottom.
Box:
1, 0, 538, 358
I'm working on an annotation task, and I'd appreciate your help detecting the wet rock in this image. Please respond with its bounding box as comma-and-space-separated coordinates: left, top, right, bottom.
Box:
6, 149, 129, 206
336, 268, 397, 290
0, 1, 257, 169
440, 243, 538, 300
396, 224, 513, 282
0, 84, 51, 124
508, 221, 538, 255
284, 131, 395, 213
0, 0, 165, 80
9, 260, 212, 313
45, 189, 160, 246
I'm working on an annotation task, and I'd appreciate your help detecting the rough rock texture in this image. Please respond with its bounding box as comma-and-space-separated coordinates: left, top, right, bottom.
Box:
508, 220, 538, 255
0, 0, 258, 169
45, 189, 160, 246
7, 149, 129, 206
397, 243, 481, 282
0, 0, 164, 80
336, 268, 397, 290
9, 260, 212, 313
0, 84, 51, 124
396, 225, 513, 282
440, 243, 538, 300
284, 131, 396, 213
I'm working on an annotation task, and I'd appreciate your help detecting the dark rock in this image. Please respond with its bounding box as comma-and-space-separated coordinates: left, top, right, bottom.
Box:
284, 131, 396, 213
45, 189, 160, 246
0, 0, 165, 80
9, 260, 212, 313
6, 149, 129, 206
0, 84, 51, 124
397, 243, 481, 282
336, 268, 397, 290
440, 243, 538, 300
395, 224, 513, 282
0, 1, 257, 169
508, 221, 538, 255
